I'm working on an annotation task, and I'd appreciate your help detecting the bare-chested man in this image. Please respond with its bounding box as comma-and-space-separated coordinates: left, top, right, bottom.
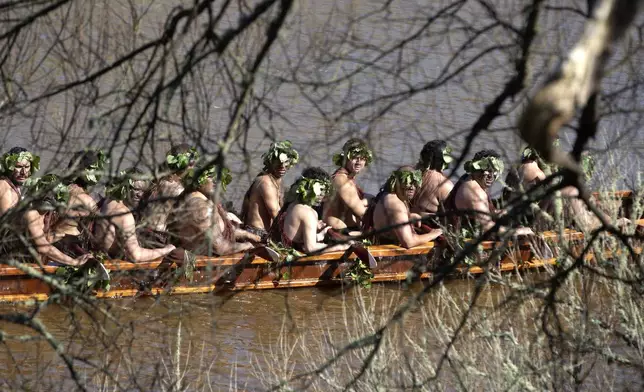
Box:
93, 170, 176, 262
139, 144, 198, 244
362, 166, 442, 248
241, 140, 299, 240
411, 140, 455, 216
20, 174, 91, 266
58, 149, 108, 241
169, 164, 261, 255
0, 147, 40, 215
444, 150, 533, 236
323, 138, 373, 231
503, 146, 547, 201
270, 167, 352, 254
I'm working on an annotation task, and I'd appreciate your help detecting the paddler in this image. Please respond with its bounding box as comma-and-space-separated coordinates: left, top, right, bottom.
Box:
444, 150, 533, 236
411, 140, 455, 216
240, 140, 299, 241
168, 162, 261, 255
322, 138, 373, 232
0, 147, 40, 215
93, 169, 177, 262
362, 166, 442, 248
58, 149, 108, 246
139, 144, 199, 246
270, 167, 353, 254
559, 152, 630, 231
21, 174, 91, 266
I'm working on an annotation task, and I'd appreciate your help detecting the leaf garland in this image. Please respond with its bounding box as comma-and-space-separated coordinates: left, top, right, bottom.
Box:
30, 174, 71, 205
185, 165, 232, 191
105, 170, 135, 201
78, 149, 108, 186
287, 177, 331, 206
166, 147, 199, 171
55, 264, 111, 293
442, 146, 454, 171
1, 151, 40, 175
332, 142, 374, 167
464, 156, 505, 179
261, 140, 299, 169
385, 169, 423, 193
581, 153, 595, 180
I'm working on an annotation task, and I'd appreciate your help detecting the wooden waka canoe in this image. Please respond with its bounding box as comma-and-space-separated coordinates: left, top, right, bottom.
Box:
0, 191, 641, 302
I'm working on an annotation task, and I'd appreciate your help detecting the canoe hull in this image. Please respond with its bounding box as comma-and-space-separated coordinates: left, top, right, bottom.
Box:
0, 230, 586, 302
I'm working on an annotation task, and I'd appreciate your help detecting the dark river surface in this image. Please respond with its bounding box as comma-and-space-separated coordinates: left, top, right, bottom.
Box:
0, 280, 501, 391
1, 274, 640, 391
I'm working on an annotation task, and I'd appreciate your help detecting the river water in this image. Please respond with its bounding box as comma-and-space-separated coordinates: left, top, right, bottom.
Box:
0, 279, 521, 391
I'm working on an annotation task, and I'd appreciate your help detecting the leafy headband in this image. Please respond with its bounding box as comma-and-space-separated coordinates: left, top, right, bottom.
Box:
1, 151, 40, 176
262, 141, 299, 169
288, 177, 331, 206
185, 165, 232, 192
581, 153, 595, 180
166, 147, 199, 171
464, 156, 504, 179
385, 169, 422, 193
105, 171, 136, 201
30, 174, 70, 205
440, 146, 454, 171
72, 150, 108, 186
332, 143, 374, 167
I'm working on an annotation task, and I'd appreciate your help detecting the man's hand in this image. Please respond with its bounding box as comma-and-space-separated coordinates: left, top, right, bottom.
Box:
616, 217, 632, 228
317, 220, 328, 231
72, 254, 92, 267
514, 227, 535, 236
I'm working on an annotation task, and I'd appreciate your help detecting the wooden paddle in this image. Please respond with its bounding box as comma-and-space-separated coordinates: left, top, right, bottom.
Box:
349, 243, 377, 269
248, 245, 281, 262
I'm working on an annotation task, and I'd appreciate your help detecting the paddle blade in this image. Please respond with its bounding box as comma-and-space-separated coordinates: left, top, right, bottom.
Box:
94, 262, 111, 281
351, 245, 377, 269
250, 246, 280, 262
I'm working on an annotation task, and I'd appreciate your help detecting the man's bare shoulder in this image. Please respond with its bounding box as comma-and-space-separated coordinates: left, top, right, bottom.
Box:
158, 179, 184, 197
382, 193, 406, 211
332, 172, 350, 187
257, 175, 277, 193
23, 209, 41, 224
459, 180, 486, 201
105, 200, 130, 216
70, 192, 97, 210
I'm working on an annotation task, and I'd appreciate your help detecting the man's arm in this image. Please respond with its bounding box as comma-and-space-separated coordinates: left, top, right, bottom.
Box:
386, 197, 442, 249
464, 185, 533, 236
301, 210, 351, 254
0, 182, 15, 215
234, 228, 261, 243
67, 192, 98, 217
113, 204, 176, 262
335, 175, 368, 218
190, 199, 253, 255
259, 179, 281, 220
24, 210, 88, 266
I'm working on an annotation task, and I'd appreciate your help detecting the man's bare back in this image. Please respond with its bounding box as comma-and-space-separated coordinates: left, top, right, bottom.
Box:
323, 139, 373, 230
323, 171, 368, 229
142, 178, 185, 232
242, 174, 282, 232
0, 179, 21, 215
94, 198, 175, 262
412, 170, 453, 214
242, 140, 298, 235
171, 192, 254, 255
370, 167, 442, 248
